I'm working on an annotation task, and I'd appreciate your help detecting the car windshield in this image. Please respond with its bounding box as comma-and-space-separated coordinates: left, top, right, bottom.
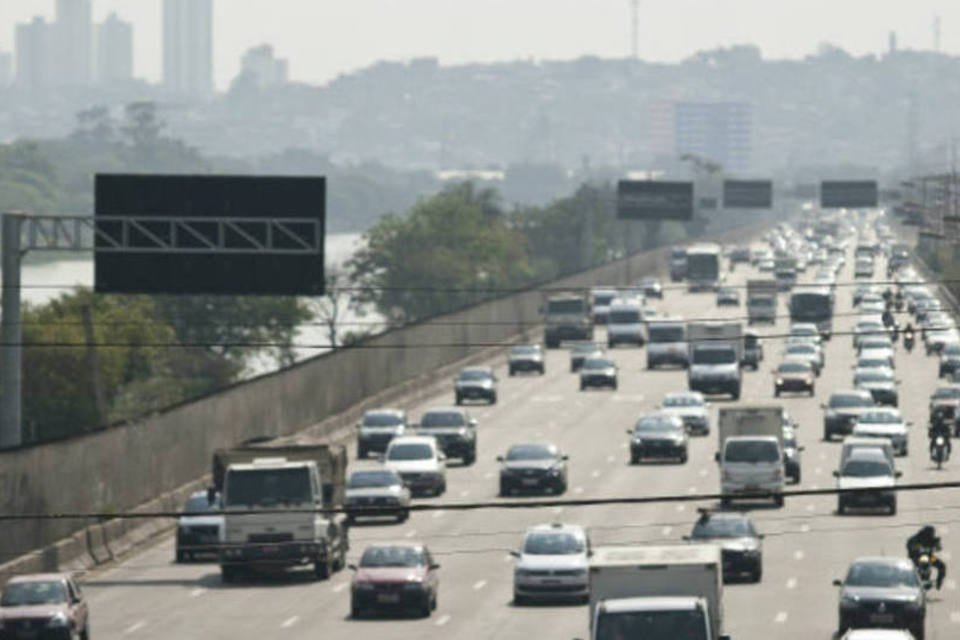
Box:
858, 359, 889, 369
609, 310, 640, 323
420, 411, 466, 427
857, 372, 893, 384
523, 532, 585, 555
694, 347, 736, 364
751, 297, 773, 306
594, 293, 616, 305
933, 387, 960, 400
224, 468, 312, 507
636, 416, 680, 432
861, 341, 891, 350
830, 393, 874, 409
787, 344, 814, 354
583, 358, 614, 370
458, 370, 491, 382
348, 470, 400, 489
0, 581, 67, 607
511, 345, 539, 356
662, 395, 702, 408
184, 494, 219, 513
778, 362, 810, 373
649, 326, 685, 342
506, 445, 556, 461
572, 343, 601, 354
857, 412, 900, 425
595, 609, 708, 640
783, 434, 797, 449
845, 563, 919, 588
387, 443, 434, 461
842, 460, 892, 477
363, 412, 403, 427
691, 517, 755, 539
359, 546, 425, 568
548, 300, 585, 314
719, 288, 736, 296
725, 440, 780, 463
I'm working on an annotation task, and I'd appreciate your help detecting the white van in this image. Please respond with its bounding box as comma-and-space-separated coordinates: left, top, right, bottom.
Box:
839, 436, 895, 470
606, 298, 645, 347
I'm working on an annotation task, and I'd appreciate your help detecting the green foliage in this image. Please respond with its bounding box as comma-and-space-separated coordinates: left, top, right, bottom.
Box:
348, 183, 533, 322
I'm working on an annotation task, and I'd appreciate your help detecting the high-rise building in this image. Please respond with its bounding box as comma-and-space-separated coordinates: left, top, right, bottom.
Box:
96, 13, 134, 84
163, 0, 214, 96
0, 51, 12, 89
15, 17, 53, 90
54, 0, 93, 85
238, 44, 288, 89
674, 102, 752, 174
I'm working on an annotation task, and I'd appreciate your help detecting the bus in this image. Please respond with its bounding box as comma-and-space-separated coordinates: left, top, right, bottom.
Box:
789, 287, 834, 338
685, 243, 722, 292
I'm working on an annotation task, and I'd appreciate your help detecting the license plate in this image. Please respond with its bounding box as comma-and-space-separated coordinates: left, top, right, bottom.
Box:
377, 593, 400, 604
869, 614, 894, 624
542, 579, 560, 585
522, 478, 540, 486
262, 545, 280, 554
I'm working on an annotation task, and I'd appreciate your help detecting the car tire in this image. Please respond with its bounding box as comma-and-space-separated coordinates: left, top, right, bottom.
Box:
774, 388, 780, 397
176, 549, 190, 563
398, 509, 410, 523
508, 368, 515, 377
630, 453, 639, 465
351, 603, 362, 619
314, 558, 332, 580
499, 481, 509, 497
837, 500, 846, 515
612, 381, 619, 390
579, 383, 586, 391
437, 479, 447, 496
774, 494, 784, 508
357, 445, 367, 460
80, 625, 90, 640
793, 471, 801, 484
538, 365, 545, 375
679, 452, 688, 464
419, 595, 432, 618
809, 385, 815, 396
514, 593, 528, 607
912, 623, 925, 640
889, 500, 897, 516
731, 391, 740, 401
464, 450, 476, 466
489, 393, 497, 405
753, 566, 763, 583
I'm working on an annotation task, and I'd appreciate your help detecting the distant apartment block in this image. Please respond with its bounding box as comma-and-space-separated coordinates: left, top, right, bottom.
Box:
96, 13, 134, 84
239, 45, 289, 88
15, 17, 52, 90
674, 102, 752, 174
163, 0, 214, 96
54, 0, 93, 85
0, 51, 12, 88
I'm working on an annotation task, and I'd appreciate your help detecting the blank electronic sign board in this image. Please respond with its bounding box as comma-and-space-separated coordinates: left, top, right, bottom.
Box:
820, 180, 878, 208
94, 174, 325, 296
723, 180, 773, 209
617, 180, 694, 221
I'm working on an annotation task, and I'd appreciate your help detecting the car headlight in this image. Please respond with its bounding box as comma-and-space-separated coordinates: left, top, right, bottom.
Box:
514, 568, 533, 577
840, 593, 860, 606
776, 378, 784, 385
46, 613, 69, 628
632, 437, 643, 445
548, 467, 562, 476
355, 582, 375, 591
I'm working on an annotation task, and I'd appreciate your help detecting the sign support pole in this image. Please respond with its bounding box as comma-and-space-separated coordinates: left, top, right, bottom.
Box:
1, 213, 23, 448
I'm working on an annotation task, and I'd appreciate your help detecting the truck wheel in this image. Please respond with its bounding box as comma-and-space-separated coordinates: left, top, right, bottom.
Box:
454, 394, 462, 406
489, 393, 497, 405
774, 494, 784, 508
221, 565, 239, 583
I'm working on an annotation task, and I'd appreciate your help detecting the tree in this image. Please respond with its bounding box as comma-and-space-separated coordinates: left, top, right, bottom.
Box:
310, 267, 361, 348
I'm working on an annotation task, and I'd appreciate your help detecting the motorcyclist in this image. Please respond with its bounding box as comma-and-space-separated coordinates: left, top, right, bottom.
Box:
903, 322, 916, 347
882, 307, 895, 328
907, 525, 947, 589
883, 287, 893, 304
930, 413, 953, 455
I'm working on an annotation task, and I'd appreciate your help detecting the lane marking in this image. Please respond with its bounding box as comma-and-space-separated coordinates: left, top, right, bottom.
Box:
687, 487, 697, 495
943, 551, 953, 561
574, 486, 584, 495
405, 529, 418, 539
189, 588, 206, 598
606, 455, 616, 463
433, 510, 445, 519
800, 523, 811, 533
662, 526, 673, 537
676, 504, 686, 512
281, 616, 299, 629
811, 484, 820, 491
794, 550, 805, 561
552, 506, 565, 515
459, 490, 470, 498
814, 467, 823, 476
503, 554, 514, 563
945, 579, 957, 591
473, 580, 487, 591
591, 470, 601, 479
698, 469, 708, 477
533, 395, 562, 403
435, 614, 451, 627
805, 503, 815, 512
484, 471, 494, 480
124, 621, 146, 634
775, 612, 788, 624
786, 577, 798, 589
951, 611, 960, 624
332, 582, 349, 593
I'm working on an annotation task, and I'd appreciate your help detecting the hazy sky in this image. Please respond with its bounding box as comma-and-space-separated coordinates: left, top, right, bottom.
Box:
1, 1, 959, 88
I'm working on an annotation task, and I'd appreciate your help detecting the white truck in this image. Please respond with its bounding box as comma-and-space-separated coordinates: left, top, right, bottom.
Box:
774, 257, 798, 291
746, 279, 778, 324
716, 406, 786, 507
687, 322, 743, 399
606, 297, 645, 347
586, 544, 728, 640
213, 436, 350, 583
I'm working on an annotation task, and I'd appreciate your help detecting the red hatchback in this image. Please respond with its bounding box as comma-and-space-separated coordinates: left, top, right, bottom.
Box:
349, 544, 440, 618
0, 573, 89, 640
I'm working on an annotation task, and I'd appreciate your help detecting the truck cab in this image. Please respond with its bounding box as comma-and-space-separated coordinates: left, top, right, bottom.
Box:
717, 407, 786, 507
687, 323, 743, 399
544, 294, 593, 348
606, 298, 645, 347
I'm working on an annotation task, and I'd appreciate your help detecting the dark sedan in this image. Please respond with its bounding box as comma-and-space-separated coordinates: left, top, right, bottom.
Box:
498, 443, 568, 496
638, 276, 663, 299
834, 557, 925, 640
854, 369, 899, 407
579, 357, 618, 391
569, 342, 604, 372
822, 390, 876, 441
686, 511, 763, 583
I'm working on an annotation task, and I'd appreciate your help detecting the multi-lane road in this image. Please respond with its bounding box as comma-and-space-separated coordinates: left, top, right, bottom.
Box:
81, 245, 960, 639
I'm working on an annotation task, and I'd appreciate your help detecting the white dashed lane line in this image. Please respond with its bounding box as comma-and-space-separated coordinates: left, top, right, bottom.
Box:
433, 510, 445, 519
332, 582, 349, 593
661, 526, 672, 537
574, 486, 585, 495
698, 469, 708, 477
951, 611, 960, 624
189, 588, 206, 598
786, 578, 798, 589
281, 616, 299, 629
606, 455, 616, 463
591, 469, 601, 479
794, 550, 805, 561
405, 530, 418, 539
774, 612, 788, 623
459, 490, 470, 498
473, 580, 487, 591
435, 614, 452, 627
552, 506, 565, 515
124, 621, 146, 635
484, 472, 494, 480
676, 504, 686, 512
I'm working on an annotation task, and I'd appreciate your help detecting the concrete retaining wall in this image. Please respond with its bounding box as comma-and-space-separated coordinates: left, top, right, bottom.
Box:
0, 222, 762, 577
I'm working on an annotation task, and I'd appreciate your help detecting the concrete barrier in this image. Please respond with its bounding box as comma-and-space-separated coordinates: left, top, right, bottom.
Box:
0, 222, 764, 579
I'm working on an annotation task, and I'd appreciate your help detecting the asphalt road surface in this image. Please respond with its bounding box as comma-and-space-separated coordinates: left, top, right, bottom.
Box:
81, 244, 960, 639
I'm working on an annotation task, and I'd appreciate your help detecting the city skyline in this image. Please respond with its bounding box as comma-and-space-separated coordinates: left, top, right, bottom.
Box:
3, 1, 960, 90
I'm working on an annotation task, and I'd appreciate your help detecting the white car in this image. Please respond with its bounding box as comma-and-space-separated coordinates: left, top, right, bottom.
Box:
841, 630, 916, 640
834, 449, 900, 515
512, 523, 590, 605
382, 435, 447, 497
852, 408, 911, 456
784, 342, 823, 374
789, 322, 822, 346
659, 391, 710, 436
345, 469, 412, 523
176, 490, 223, 563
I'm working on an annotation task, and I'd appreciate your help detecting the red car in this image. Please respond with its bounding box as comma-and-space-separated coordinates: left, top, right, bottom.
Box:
349, 543, 440, 618
0, 573, 90, 640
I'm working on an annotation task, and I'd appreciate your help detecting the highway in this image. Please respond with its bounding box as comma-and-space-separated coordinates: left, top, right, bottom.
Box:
80, 242, 960, 640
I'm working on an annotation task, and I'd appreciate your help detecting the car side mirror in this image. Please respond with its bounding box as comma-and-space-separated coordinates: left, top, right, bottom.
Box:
832, 470, 839, 477
430, 563, 441, 570
907, 421, 914, 426
798, 446, 806, 452
681, 535, 690, 541
832, 579, 842, 587
348, 564, 357, 571
496, 455, 504, 462
509, 550, 520, 558
470, 419, 478, 427
562, 455, 570, 461
758, 534, 766, 540
714, 452, 720, 463
626, 429, 634, 435
895, 471, 903, 478
819, 403, 826, 409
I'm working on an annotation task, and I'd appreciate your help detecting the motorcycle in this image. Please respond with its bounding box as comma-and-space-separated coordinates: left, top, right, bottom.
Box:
904, 332, 916, 352
915, 547, 941, 590
932, 435, 949, 470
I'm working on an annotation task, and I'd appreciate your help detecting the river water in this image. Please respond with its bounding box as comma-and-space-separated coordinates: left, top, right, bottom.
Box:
16, 232, 381, 375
